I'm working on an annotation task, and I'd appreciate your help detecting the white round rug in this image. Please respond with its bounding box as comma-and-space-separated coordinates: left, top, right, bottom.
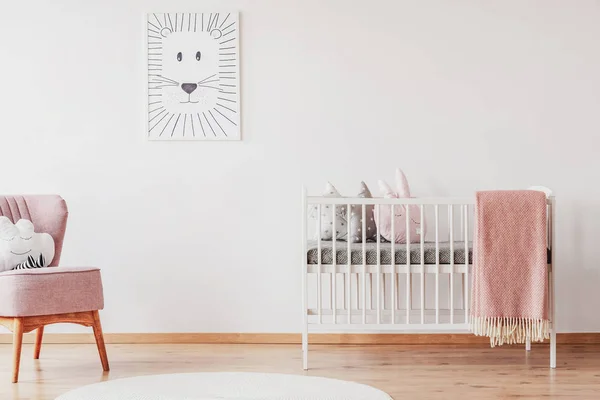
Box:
55, 372, 392, 400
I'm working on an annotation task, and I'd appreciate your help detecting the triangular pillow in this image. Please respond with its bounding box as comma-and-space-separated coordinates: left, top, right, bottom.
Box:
318, 182, 348, 241
317, 182, 377, 243
348, 182, 377, 243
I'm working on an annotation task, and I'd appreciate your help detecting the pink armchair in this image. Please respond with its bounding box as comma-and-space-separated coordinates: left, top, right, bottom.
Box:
0, 196, 108, 383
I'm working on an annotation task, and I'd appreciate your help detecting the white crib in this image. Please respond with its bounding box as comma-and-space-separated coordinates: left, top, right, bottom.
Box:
301, 188, 556, 369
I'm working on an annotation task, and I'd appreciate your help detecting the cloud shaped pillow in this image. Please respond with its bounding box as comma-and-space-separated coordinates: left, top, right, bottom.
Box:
0, 217, 55, 273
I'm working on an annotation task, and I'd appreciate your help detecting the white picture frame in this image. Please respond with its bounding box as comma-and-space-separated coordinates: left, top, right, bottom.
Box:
145, 12, 240, 141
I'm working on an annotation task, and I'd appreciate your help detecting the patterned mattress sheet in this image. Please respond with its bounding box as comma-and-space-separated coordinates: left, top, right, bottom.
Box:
307, 241, 551, 265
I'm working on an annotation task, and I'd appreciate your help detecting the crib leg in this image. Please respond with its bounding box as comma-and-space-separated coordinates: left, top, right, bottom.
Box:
526, 336, 531, 352
550, 268, 556, 369
550, 331, 556, 369
549, 197, 557, 369
301, 186, 309, 371
302, 328, 308, 370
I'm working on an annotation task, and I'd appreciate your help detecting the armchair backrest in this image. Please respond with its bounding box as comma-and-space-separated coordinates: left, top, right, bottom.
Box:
0, 196, 68, 267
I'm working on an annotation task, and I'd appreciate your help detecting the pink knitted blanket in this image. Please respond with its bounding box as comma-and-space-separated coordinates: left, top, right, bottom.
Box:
470, 190, 549, 346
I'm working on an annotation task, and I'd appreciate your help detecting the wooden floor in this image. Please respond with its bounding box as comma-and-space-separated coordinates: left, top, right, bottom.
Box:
1, 343, 599, 399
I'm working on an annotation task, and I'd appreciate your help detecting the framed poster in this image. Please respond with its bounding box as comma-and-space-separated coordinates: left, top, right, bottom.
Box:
146, 12, 240, 140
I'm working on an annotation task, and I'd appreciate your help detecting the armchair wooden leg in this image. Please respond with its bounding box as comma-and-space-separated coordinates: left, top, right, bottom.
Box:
91, 311, 109, 371
34, 326, 44, 359
12, 318, 24, 383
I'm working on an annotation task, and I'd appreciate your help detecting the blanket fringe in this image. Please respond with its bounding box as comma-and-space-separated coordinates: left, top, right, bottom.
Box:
469, 316, 550, 347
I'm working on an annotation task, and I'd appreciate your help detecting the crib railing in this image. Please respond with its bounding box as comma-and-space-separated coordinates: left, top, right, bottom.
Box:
303, 195, 475, 327
301, 188, 556, 370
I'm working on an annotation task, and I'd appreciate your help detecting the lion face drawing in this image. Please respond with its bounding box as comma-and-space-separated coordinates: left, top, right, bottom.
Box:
147, 13, 240, 140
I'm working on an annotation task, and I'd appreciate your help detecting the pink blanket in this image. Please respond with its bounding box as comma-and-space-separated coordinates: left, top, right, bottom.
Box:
470, 190, 549, 346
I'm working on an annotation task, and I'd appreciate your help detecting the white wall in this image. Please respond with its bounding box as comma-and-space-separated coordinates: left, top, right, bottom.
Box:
1, 0, 599, 333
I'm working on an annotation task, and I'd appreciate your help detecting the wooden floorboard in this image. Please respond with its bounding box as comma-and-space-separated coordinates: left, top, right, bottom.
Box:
0, 343, 599, 399
1, 332, 599, 344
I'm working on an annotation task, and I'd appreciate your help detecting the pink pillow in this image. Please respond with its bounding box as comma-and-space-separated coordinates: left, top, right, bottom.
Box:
374, 169, 425, 243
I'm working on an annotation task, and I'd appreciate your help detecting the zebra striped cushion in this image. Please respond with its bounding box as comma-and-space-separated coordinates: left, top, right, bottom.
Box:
13, 254, 46, 270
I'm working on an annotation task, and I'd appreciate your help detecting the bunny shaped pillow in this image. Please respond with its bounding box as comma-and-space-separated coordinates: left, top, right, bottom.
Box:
374, 168, 425, 243
0, 216, 55, 273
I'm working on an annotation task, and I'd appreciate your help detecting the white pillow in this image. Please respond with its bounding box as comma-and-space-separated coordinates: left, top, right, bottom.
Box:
318, 182, 348, 241
348, 182, 377, 243
317, 182, 377, 242
0, 217, 55, 273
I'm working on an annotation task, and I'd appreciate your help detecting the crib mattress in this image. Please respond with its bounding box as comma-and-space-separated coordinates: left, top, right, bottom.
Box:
307, 241, 472, 265
307, 241, 551, 265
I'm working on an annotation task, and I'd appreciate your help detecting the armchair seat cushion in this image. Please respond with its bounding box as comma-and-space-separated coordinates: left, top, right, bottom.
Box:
0, 267, 104, 317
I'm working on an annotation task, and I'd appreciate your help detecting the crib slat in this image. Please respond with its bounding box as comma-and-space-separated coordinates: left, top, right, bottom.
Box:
460, 205, 464, 243
317, 204, 322, 324
347, 203, 351, 324
391, 205, 396, 324
369, 274, 373, 311
464, 204, 469, 324
420, 205, 425, 324
435, 205, 440, 324
362, 205, 367, 324
354, 274, 359, 311
376, 205, 381, 324
396, 267, 401, 311
332, 205, 337, 324
449, 205, 454, 324
406, 205, 410, 324
342, 261, 346, 311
